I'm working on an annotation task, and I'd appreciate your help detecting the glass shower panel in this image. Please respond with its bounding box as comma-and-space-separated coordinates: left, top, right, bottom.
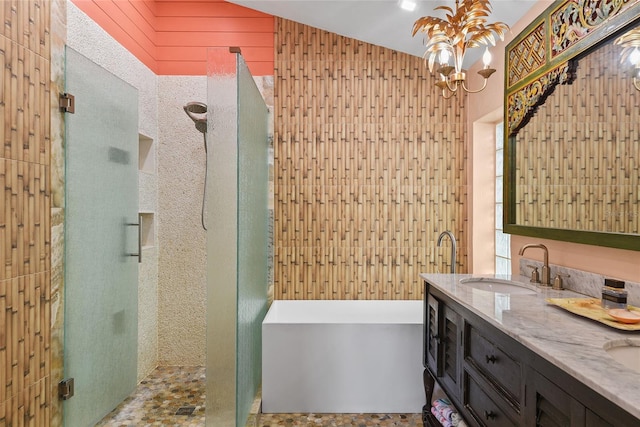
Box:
64, 47, 139, 426
206, 47, 268, 426
236, 53, 269, 427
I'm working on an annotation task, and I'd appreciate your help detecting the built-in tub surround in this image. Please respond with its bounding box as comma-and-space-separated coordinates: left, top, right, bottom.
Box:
422, 273, 640, 420
519, 258, 640, 307
262, 300, 424, 413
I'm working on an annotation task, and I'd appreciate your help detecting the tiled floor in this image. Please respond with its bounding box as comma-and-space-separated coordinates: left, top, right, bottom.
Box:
96, 366, 206, 426
97, 366, 424, 426
259, 413, 424, 426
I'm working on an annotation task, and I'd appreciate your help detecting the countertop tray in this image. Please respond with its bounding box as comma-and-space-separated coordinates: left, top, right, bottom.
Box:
546, 298, 640, 331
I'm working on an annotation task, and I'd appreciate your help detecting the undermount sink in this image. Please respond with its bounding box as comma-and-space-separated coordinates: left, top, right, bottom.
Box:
460, 277, 537, 295
604, 340, 640, 374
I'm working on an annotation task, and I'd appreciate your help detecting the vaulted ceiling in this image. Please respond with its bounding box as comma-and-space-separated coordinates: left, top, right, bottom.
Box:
228, 0, 544, 67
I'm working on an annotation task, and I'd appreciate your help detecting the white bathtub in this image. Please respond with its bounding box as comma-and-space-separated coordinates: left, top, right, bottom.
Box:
262, 300, 424, 413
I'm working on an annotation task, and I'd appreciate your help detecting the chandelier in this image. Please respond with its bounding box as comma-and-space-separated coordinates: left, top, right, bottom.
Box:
412, 0, 509, 98
614, 27, 640, 91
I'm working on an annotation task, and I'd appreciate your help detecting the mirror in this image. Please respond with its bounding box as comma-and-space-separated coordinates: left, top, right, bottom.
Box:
504, 1, 640, 251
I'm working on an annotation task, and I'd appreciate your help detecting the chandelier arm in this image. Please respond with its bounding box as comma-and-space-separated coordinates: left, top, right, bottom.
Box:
634, 77, 640, 91
460, 78, 489, 94
441, 88, 455, 99
444, 79, 460, 93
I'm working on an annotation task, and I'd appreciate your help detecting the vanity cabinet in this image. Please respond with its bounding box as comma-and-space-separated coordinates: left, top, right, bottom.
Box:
424, 293, 463, 421
463, 369, 518, 427
525, 365, 637, 427
423, 281, 639, 427
463, 322, 523, 425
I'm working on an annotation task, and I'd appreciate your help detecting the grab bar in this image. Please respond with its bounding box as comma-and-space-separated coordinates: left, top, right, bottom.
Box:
126, 213, 142, 263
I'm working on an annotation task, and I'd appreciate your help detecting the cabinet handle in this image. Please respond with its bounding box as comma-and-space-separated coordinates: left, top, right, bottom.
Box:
485, 355, 497, 364
484, 410, 496, 420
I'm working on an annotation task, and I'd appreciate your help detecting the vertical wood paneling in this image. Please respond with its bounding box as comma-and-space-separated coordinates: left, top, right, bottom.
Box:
274, 19, 468, 300
0, 0, 51, 424
71, 0, 275, 76
69, 0, 158, 70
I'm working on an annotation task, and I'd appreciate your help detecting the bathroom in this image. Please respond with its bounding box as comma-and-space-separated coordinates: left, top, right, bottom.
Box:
1, 0, 639, 426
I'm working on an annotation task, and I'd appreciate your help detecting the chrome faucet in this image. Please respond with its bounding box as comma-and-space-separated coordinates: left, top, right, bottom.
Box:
518, 243, 550, 286
437, 231, 457, 274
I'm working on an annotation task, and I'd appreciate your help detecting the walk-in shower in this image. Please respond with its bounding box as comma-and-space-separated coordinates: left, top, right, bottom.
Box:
184, 101, 209, 230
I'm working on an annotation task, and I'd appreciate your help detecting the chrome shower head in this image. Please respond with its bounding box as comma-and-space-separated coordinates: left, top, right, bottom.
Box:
184, 102, 207, 115
184, 102, 207, 134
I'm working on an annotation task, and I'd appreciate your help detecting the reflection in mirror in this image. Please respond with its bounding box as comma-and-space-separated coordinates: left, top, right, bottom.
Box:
614, 26, 640, 91
513, 23, 639, 235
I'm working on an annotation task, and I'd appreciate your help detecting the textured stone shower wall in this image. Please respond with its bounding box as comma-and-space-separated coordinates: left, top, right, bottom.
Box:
157, 74, 274, 366
157, 76, 208, 366
274, 19, 468, 300
0, 0, 52, 425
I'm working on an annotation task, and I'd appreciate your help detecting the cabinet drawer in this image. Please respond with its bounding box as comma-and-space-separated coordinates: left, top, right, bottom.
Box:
465, 371, 517, 427
466, 324, 522, 405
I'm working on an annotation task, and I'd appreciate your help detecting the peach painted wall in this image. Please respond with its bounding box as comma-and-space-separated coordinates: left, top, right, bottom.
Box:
71, 0, 274, 76
467, 0, 640, 282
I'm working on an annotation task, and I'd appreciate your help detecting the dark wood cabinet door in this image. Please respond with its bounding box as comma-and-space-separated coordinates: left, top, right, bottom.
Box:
440, 305, 461, 396
525, 369, 585, 427
425, 293, 440, 376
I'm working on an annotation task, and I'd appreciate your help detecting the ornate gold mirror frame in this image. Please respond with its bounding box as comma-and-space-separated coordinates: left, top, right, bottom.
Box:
504, 0, 640, 251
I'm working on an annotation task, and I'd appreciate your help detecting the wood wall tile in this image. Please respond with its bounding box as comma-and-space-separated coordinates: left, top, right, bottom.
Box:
0, 39, 51, 166
0, 0, 51, 424
274, 19, 468, 300
0, 160, 50, 280
0, 0, 49, 59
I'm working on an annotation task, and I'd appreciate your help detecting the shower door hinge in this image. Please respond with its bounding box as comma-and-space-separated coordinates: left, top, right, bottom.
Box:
58, 378, 75, 400
59, 92, 75, 113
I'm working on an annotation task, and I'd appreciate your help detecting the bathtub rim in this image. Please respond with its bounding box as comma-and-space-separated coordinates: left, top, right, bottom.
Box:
263, 299, 424, 325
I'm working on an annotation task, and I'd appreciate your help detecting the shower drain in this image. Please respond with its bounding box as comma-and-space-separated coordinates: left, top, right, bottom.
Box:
175, 406, 196, 416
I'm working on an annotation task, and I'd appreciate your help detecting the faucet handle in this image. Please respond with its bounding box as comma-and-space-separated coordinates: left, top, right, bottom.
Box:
553, 273, 570, 291
526, 264, 541, 284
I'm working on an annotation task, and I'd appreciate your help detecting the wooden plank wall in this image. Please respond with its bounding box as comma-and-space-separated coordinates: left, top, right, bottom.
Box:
516, 42, 639, 234
274, 18, 468, 300
0, 0, 52, 425
71, 0, 275, 76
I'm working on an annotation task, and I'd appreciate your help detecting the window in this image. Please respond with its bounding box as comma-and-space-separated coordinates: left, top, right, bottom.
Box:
495, 123, 511, 274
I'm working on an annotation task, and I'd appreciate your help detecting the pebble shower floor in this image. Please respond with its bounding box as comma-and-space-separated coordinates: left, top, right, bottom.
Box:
97, 366, 424, 426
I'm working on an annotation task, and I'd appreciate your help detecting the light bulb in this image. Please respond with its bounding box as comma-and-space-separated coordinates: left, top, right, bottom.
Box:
440, 49, 450, 65
482, 48, 492, 68
630, 47, 640, 66
398, 0, 417, 11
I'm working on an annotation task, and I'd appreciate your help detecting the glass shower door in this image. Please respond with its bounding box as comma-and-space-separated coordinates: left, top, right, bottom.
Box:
63, 47, 139, 426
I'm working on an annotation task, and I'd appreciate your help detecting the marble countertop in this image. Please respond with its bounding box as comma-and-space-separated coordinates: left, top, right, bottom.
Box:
420, 273, 640, 420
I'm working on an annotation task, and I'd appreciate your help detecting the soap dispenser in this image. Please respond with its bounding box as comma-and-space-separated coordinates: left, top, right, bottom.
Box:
601, 278, 627, 309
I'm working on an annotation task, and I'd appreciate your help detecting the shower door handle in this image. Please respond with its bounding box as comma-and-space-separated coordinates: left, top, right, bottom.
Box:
126, 213, 142, 263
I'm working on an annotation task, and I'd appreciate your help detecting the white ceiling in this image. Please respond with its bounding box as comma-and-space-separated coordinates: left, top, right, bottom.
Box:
228, 0, 541, 68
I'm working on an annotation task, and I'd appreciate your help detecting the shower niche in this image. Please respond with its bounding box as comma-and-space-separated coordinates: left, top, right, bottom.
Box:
138, 133, 156, 249
139, 134, 155, 174
139, 212, 155, 248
